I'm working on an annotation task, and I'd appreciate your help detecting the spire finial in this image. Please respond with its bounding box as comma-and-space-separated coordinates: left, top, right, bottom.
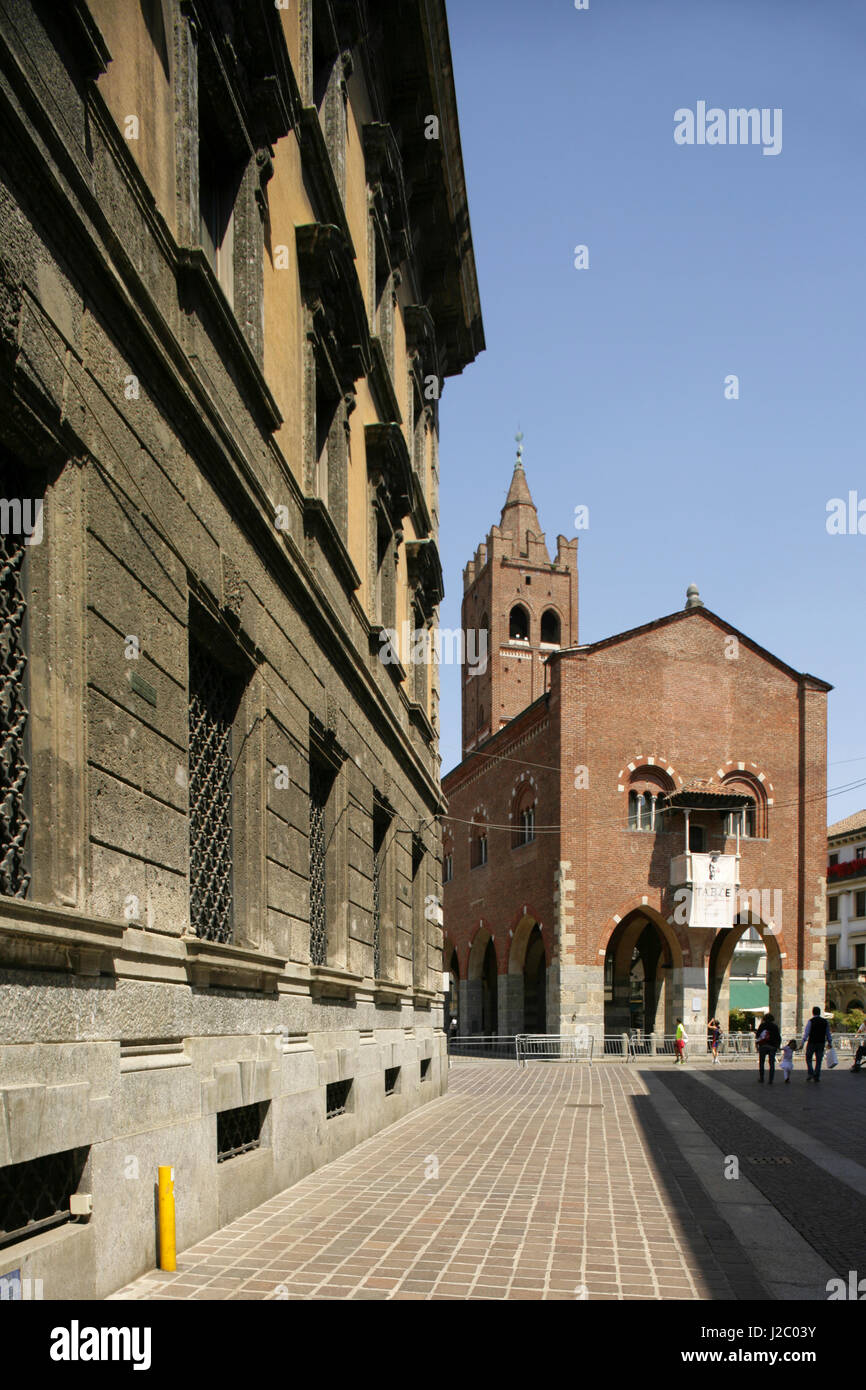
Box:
515, 427, 524, 468
685, 583, 704, 610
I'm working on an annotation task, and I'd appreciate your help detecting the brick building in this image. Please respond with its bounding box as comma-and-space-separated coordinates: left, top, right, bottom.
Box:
0, 0, 481, 1296
443, 446, 829, 1049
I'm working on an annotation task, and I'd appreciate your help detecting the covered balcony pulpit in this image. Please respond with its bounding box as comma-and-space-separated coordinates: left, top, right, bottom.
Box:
670, 852, 738, 929
665, 781, 756, 929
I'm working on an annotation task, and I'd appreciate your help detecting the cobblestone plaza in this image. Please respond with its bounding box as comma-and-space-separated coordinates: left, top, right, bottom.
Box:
111, 1058, 866, 1302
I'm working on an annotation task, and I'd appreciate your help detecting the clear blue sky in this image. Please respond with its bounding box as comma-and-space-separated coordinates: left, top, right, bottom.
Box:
437, 0, 866, 826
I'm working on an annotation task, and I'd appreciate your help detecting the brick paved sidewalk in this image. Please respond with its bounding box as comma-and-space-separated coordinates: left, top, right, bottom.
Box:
653, 1063, 866, 1281
110, 1059, 766, 1302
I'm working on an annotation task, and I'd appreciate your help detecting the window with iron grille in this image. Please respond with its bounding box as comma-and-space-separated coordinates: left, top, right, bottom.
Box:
420, 1058, 431, 1082
372, 805, 390, 979
188, 632, 242, 943
0, 518, 30, 899
384, 1066, 400, 1096
309, 758, 332, 967
325, 1078, 352, 1118
216, 1102, 268, 1163
0, 1146, 88, 1251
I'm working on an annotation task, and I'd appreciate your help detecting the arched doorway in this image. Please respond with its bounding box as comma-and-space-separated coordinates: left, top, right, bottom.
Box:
481, 938, 498, 1033
446, 945, 459, 1029
523, 925, 546, 1032
708, 915, 781, 1028
604, 910, 680, 1036
467, 927, 498, 1035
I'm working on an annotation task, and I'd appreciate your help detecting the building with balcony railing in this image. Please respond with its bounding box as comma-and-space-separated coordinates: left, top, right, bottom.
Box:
443, 465, 830, 1048
826, 811, 866, 1012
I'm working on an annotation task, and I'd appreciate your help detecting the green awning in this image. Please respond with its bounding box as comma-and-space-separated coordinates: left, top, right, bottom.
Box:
729, 979, 769, 1010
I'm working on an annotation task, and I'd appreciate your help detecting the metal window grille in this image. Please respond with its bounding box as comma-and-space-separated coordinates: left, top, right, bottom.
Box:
0, 526, 30, 898
325, 1078, 352, 1118
216, 1102, 267, 1163
309, 761, 329, 966
0, 1147, 88, 1251
420, 1058, 431, 1081
188, 636, 238, 943
372, 842, 381, 978
384, 1066, 400, 1095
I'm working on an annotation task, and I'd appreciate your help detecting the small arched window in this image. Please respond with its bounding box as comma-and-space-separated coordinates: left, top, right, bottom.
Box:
470, 820, 489, 869
513, 784, 537, 847
540, 609, 561, 646
509, 605, 529, 642
627, 769, 674, 832
443, 835, 454, 884
628, 790, 655, 831
721, 773, 767, 838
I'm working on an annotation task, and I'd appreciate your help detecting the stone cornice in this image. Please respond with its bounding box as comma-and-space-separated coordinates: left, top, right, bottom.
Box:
366, 421, 413, 525
296, 222, 371, 389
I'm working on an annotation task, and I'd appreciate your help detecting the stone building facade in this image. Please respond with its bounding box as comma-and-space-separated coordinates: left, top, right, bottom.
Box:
825, 811, 866, 1013
443, 450, 829, 1050
0, 0, 482, 1297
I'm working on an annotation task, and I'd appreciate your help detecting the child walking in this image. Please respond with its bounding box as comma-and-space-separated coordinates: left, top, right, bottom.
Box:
780, 1039, 796, 1084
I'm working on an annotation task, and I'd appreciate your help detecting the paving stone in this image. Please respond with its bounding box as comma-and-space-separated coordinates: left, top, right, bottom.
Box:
109, 1060, 849, 1302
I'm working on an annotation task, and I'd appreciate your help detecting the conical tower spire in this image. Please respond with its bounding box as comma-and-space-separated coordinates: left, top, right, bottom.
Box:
499, 430, 544, 554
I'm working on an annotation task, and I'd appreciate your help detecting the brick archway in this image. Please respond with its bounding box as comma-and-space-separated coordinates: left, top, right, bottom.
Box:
594, 898, 686, 969
706, 916, 786, 1026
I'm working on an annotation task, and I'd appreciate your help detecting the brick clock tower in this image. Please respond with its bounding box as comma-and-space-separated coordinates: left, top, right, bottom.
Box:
460, 434, 578, 755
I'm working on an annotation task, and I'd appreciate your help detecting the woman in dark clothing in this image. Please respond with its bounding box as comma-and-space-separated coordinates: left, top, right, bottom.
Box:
756, 1012, 782, 1084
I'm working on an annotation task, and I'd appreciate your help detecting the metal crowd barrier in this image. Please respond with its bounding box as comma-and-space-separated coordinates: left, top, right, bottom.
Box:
516, 1035, 594, 1067
447, 1035, 517, 1060
446, 1030, 864, 1067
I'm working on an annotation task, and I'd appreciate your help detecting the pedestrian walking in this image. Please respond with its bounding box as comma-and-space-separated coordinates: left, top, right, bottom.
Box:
780, 1039, 796, 1083
756, 1011, 781, 1084
707, 1017, 722, 1065
850, 1019, 866, 1072
674, 1018, 688, 1064
802, 1006, 832, 1082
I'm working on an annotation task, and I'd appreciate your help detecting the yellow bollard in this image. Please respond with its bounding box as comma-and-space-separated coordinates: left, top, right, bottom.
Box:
157, 1166, 176, 1271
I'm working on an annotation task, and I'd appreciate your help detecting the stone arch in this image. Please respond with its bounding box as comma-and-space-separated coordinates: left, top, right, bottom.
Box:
617, 755, 682, 793
594, 898, 685, 969
706, 915, 785, 1026
601, 905, 682, 1036
467, 922, 499, 978
508, 910, 548, 974
465, 925, 500, 1034
443, 933, 461, 1028
506, 912, 548, 1035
